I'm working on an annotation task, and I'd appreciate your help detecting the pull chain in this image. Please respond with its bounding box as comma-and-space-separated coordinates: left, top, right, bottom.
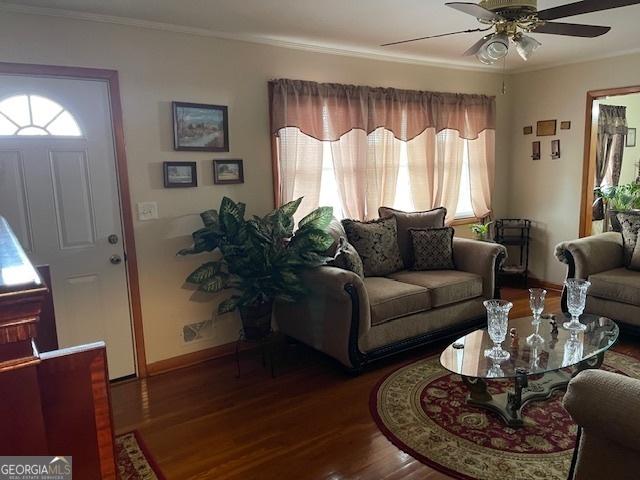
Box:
501, 56, 507, 95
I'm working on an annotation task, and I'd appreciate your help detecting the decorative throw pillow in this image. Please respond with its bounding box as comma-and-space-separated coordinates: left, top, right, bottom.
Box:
410, 227, 455, 271
378, 206, 447, 267
327, 237, 365, 278
618, 211, 640, 270
341, 216, 404, 277
631, 240, 640, 272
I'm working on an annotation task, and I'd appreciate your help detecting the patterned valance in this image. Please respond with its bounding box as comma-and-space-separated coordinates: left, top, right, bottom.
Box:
269, 79, 496, 142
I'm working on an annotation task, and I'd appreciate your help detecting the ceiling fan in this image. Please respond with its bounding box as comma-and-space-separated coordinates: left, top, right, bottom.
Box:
382, 0, 640, 64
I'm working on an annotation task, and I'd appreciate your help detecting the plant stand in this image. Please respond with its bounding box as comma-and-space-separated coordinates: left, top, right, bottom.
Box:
234, 329, 281, 378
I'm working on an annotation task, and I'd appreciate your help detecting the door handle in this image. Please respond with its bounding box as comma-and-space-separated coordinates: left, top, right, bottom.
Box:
110, 254, 122, 265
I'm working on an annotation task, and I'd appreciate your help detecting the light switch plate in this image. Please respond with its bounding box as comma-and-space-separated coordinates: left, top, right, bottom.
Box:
137, 201, 158, 221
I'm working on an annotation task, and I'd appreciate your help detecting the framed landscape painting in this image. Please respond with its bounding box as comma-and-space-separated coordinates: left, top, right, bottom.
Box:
163, 161, 197, 188
173, 102, 229, 152
213, 159, 244, 185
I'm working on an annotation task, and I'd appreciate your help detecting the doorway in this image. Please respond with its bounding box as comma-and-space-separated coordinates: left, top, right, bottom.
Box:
0, 63, 145, 379
580, 85, 640, 237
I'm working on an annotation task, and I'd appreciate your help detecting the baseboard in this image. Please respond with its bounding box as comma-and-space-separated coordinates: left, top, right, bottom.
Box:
528, 277, 563, 292
146, 340, 256, 376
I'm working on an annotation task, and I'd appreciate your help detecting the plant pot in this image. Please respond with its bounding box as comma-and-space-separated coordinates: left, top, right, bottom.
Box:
239, 300, 273, 340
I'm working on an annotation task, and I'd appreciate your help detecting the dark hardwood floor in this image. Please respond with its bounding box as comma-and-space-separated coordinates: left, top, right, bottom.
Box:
111, 288, 640, 479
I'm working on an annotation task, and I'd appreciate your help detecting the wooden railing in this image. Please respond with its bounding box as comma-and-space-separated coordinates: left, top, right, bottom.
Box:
0, 216, 117, 479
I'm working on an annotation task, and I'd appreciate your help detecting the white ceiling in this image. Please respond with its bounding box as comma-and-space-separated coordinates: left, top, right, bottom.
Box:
2, 0, 640, 72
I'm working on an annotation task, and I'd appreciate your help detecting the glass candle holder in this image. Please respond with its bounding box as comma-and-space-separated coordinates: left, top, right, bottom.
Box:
527, 288, 547, 346
564, 279, 590, 332
483, 299, 513, 362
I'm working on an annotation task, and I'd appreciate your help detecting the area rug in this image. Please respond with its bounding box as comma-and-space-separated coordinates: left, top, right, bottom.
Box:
370, 351, 640, 480
116, 431, 166, 480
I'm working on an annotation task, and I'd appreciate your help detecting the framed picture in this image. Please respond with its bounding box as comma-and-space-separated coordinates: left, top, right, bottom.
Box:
164, 161, 197, 188
537, 119, 557, 137
213, 159, 244, 185
532, 141, 541, 160
523, 126, 533, 135
560, 121, 571, 130
627, 128, 637, 147
551, 139, 561, 159
172, 102, 229, 152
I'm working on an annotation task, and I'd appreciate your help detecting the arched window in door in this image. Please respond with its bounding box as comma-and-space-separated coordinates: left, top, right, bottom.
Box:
0, 95, 82, 136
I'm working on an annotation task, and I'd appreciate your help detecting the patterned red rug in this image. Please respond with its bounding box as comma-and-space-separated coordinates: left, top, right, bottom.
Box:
370, 351, 640, 480
116, 431, 166, 480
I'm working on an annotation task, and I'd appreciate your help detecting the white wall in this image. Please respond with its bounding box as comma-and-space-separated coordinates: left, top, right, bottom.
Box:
0, 12, 511, 364
508, 53, 640, 285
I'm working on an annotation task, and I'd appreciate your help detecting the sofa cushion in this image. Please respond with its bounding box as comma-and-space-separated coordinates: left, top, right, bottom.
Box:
388, 270, 483, 308
588, 268, 640, 307
342, 216, 404, 277
410, 227, 455, 271
327, 237, 364, 279
325, 217, 347, 257
378, 206, 447, 267
363, 277, 431, 326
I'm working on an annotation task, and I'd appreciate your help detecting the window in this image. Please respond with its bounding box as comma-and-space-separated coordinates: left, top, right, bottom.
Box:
318, 136, 475, 220
0, 95, 82, 136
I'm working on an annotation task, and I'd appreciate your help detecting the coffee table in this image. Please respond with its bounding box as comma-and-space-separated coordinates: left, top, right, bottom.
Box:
440, 313, 618, 427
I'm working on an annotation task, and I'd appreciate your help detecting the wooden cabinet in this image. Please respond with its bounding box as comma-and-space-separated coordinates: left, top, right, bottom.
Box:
0, 216, 116, 479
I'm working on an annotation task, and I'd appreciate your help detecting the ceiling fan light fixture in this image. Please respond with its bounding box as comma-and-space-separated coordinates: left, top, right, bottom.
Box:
476, 33, 509, 64
514, 34, 542, 60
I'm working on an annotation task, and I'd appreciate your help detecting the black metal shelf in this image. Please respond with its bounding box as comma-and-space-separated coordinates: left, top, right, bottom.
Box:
494, 219, 531, 287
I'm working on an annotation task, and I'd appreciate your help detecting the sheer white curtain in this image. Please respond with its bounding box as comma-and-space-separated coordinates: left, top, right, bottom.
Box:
407, 129, 465, 223
276, 127, 324, 220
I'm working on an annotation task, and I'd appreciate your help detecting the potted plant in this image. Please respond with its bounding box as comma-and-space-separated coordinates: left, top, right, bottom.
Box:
595, 182, 640, 231
178, 197, 334, 340
470, 221, 493, 241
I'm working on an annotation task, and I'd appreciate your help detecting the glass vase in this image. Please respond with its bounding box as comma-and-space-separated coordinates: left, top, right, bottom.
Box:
483, 299, 513, 362
564, 279, 590, 332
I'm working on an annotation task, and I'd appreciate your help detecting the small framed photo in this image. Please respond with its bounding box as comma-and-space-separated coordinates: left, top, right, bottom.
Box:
523, 126, 533, 135
537, 119, 557, 137
560, 121, 572, 130
173, 101, 229, 152
164, 161, 197, 188
627, 128, 637, 147
551, 139, 561, 159
532, 141, 541, 160
213, 159, 244, 185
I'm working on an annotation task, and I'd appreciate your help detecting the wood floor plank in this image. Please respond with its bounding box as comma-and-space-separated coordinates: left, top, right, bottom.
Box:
111, 288, 637, 480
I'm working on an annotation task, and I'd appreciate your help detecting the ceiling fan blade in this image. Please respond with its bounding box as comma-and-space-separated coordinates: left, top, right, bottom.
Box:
537, 0, 640, 21
381, 27, 490, 47
445, 2, 501, 22
533, 21, 611, 37
463, 35, 491, 56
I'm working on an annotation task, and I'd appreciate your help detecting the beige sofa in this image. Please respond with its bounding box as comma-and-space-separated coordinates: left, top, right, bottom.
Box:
555, 232, 640, 330
274, 230, 506, 372
564, 370, 640, 480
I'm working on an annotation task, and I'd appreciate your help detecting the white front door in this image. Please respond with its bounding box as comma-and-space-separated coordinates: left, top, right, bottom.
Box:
0, 75, 135, 379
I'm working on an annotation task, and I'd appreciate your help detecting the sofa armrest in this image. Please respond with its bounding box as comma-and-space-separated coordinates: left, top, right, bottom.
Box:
273, 266, 370, 369
563, 369, 640, 452
453, 238, 506, 299
555, 232, 624, 280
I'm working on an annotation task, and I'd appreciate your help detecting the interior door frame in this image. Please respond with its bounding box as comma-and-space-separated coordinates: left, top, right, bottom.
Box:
0, 62, 147, 377
579, 84, 640, 238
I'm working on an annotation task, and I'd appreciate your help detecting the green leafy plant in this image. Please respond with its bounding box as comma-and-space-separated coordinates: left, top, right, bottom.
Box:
470, 221, 493, 240
595, 182, 640, 211
178, 197, 334, 314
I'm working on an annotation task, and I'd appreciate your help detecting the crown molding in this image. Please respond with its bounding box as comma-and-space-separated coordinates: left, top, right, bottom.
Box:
509, 45, 640, 75
0, 3, 506, 73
